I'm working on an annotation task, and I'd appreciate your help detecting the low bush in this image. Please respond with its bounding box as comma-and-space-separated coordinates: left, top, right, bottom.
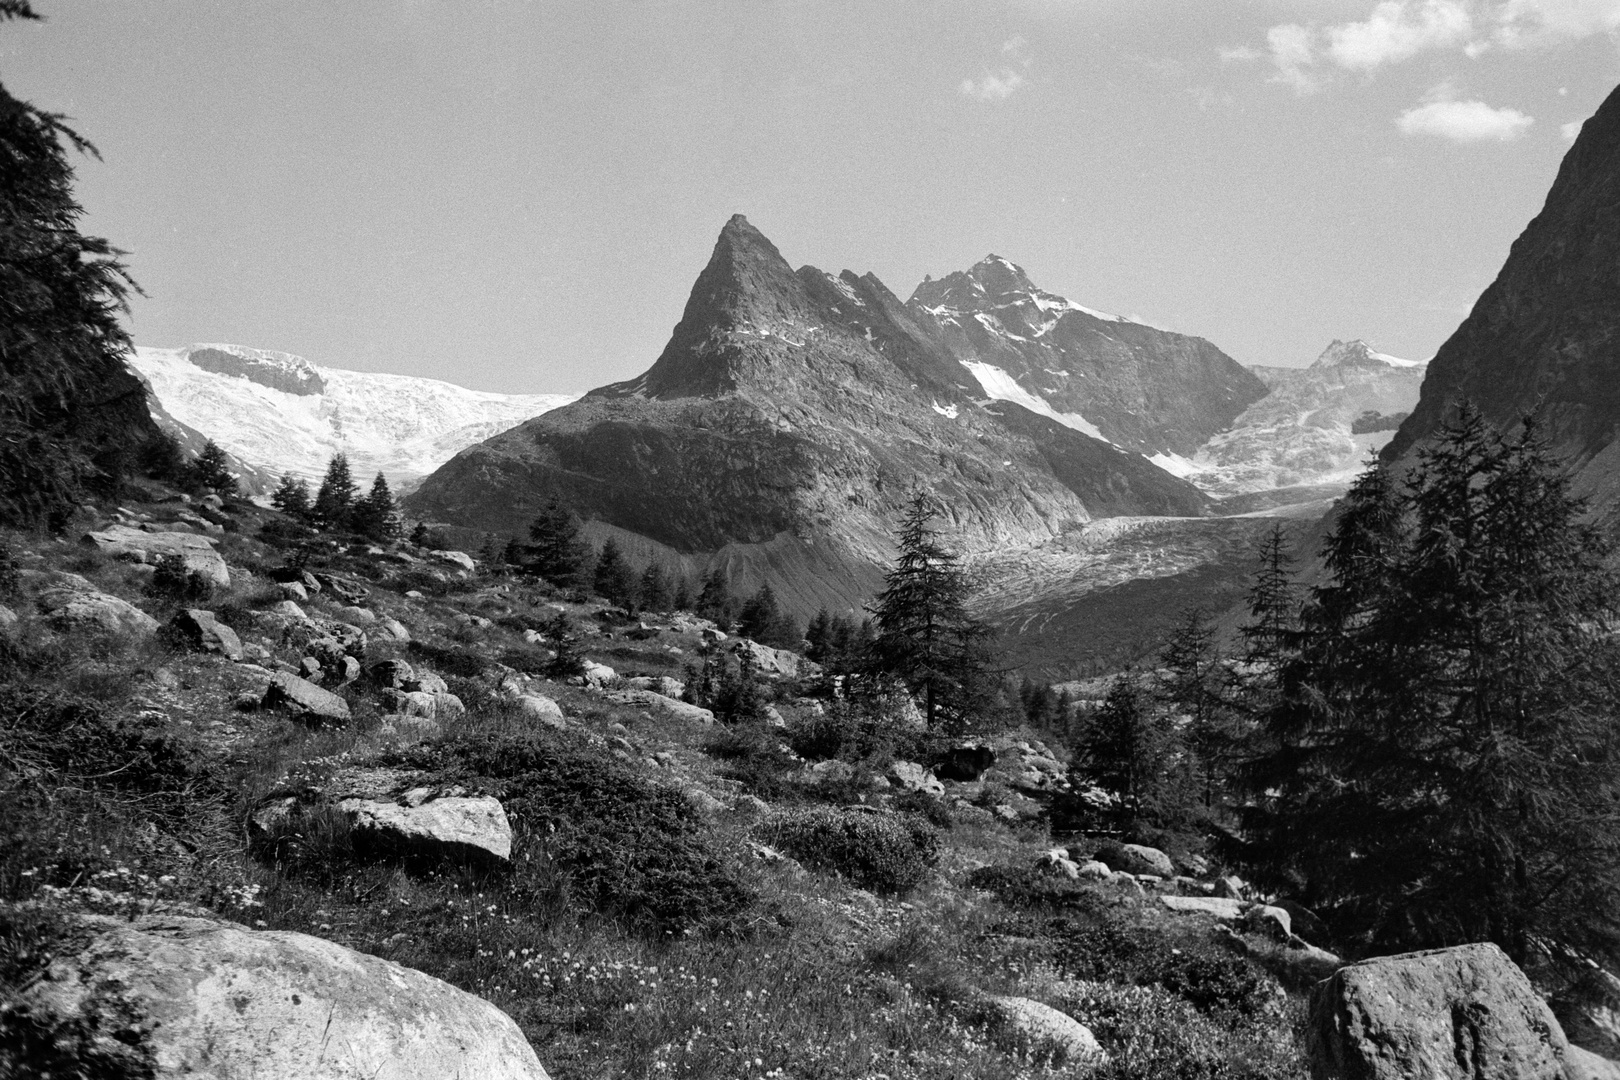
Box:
144, 553, 213, 607
1041, 917, 1274, 1017
762, 806, 940, 895
406, 639, 490, 679
785, 698, 933, 765
426, 731, 755, 936
964, 864, 1106, 912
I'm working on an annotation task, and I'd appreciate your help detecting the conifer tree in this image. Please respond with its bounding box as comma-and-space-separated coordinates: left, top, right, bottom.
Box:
1071, 674, 1186, 831
672, 574, 692, 613
270, 473, 312, 519
312, 453, 358, 532
805, 607, 834, 662
869, 488, 998, 730
542, 612, 586, 680
351, 472, 400, 542
190, 440, 236, 494
696, 569, 735, 625
0, 1, 158, 527
524, 497, 590, 588
1158, 606, 1235, 808
1246, 408, 1620, 966
593, 537, 638, 609
639, 563, 671, 612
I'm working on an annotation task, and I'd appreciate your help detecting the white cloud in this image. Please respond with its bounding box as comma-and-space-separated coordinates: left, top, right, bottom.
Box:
1561, 118, 1585, 139
1218, 44, 1263, 62
1326, 0, 1473, 69
1396, 97, 1535, 141
960, 70, 1027, 101
1244, 0, 1620, 87
1002, 35, 1028, 55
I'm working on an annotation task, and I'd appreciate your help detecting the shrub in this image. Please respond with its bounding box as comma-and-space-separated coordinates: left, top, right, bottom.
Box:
430, 731, 755, 936
964, 865, 1105, 912
762, 807, 940, 895
785, 697, 933, 765
1044, 918, 1274, 1017
144, 553, 212, 606
406, 640, 489, 679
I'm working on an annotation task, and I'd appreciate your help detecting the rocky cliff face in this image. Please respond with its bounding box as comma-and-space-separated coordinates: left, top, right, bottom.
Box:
407, 216, 1212, 615
1382, 82, 1620, 518
910, 257, 1268, 456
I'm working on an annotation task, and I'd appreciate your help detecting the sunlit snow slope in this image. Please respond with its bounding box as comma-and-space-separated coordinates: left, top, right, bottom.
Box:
132, 344, 575, 490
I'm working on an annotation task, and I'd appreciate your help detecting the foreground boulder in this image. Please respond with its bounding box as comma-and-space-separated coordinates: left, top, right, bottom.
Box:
1308, 942, 1569, 1080
38, 579, 159, 636
979, 994, 1106, 1066
1092, 842, 1174, 879
11, 912, 549, 1079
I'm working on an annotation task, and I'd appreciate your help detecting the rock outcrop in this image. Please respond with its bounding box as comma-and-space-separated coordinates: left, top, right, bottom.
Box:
340, 793, 512, 865
12, 912, 549, 1079
262, 672, 351, 724
84, 524, 231, 588
1307, 942, 1569, 1080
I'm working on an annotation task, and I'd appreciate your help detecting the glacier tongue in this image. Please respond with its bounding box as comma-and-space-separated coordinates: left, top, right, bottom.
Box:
131, 345, 575, 489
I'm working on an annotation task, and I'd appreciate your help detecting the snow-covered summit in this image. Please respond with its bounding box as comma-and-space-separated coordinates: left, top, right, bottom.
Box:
130, 344, 575, 491
1310, 339, 1425, 371
912, 255, 1132, 336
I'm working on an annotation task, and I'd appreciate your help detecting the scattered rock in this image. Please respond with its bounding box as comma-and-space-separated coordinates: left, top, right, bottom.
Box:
1308, 942, 1567, 1080
625, 675, 685, 698
1035, 849, 1081, 879
336, 604, 377, 625
166, 608, 243, 660
684, 788, 726, 816
1273, 898, 1329, 946
1077, 860, 1112, 880
516, 694, 566, 728
1566, 1047, 1620, 1080
1214, 874, 1247, 900
340, 794, 511, 865
887, 760, 945, 797
262, 672, 351, 724
367, 658, 416, 689
270, 599, 308, 619
373, 616, 411, 642
604, 689, 715, 725
1160, 895, 1245, 920
980, 994, 1107, 1067
312, 571, 369, 605
12, 912, 550, 1080
1093, 842, 1175, 879
1239, 905, 1293, 942
731, 638, 817, 679
298, 657, 324, 681
404, 671, 448, 695
432, 550, 476, 572
581, 660, 617, 686
0, 603, 16, 632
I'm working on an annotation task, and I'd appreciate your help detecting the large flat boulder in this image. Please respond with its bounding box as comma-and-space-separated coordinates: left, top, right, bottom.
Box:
262, 672, 351, 724
84, 524, 230, 587
340, 794, 512, 865
13, 912, 549, 1079
38, 582, 158, 636
1093, 842, 1174, 879
1308, 942, 1569, 1080
980, 994, 1106, 1067
167, 608, 243, 660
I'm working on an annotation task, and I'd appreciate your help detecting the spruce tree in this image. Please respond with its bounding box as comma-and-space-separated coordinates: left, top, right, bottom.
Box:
672, 574, 692, 613
593, 537, 637, 609
352, 472, 400, 542
542, 612, 586, 680
270, 473, 311, 519
191, 440, 236, 494
1071, 674, 1186, 831
869, 488, 998, 730
696, 569, 734, 625
0, 0, 158, 526
1158, 606, 1234, 809
639, 563, 671, 612
805, 607, 834, 662
1246, 408, 1620, 966
525, 497, 590, 587
312, 453, 358, 532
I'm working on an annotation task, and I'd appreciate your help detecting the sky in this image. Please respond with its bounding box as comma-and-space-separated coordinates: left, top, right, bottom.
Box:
5, 0, 1619, 394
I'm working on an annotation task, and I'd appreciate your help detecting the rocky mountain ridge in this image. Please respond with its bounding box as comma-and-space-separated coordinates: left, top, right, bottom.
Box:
407, 216, 1212, 616
1383, 80, 1620, 524
130, 344, 575, 492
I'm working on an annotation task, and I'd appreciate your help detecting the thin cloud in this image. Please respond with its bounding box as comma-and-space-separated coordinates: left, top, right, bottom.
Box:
1492, 0, 1620, 49
1266, 23, 1321, 93
960, 70, 1026, 102
1396, 97, 1535, 141
1561, 118, 1585, 140
1218, 44, 1263, 62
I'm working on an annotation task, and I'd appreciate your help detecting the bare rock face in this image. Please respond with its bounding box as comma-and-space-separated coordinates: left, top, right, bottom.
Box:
13, 913, 549, 1079
1307, 942, 1568, 1080
1383, 81, 1620, 519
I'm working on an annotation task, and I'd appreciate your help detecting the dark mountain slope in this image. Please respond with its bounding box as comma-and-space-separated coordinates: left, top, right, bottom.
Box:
1383, 82, 1620, 519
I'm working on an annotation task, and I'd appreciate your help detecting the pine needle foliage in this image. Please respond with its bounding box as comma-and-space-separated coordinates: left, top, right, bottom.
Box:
1244, 407, 1620, 967
0, 3, 159, 526
523, 497, 590, 588
869, 488, 998, 731
311, 453, 358, 532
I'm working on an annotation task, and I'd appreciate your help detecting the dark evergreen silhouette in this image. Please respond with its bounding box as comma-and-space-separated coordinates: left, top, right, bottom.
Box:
270, 473, 311, 518
593, 537, 638, 610
542, 612, 587, 681
312, 453, 359, 532
524, 497, 591, 588
639, 563, 672, 612
188, 440, 236, 494
1245, 408, 1620, 967
1070, 674, 1185, 831
1158, 606, 1236, 809
352, 472, 401, 542
696, 569, 735, 626
0, 1, 159, 526
868, 489, 997, 731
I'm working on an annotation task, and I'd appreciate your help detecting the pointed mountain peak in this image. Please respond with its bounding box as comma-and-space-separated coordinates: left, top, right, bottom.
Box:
1311, 340, 1423, 370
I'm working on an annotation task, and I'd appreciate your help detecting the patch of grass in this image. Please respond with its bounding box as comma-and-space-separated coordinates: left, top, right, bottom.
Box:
964, 864, 1108, 913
